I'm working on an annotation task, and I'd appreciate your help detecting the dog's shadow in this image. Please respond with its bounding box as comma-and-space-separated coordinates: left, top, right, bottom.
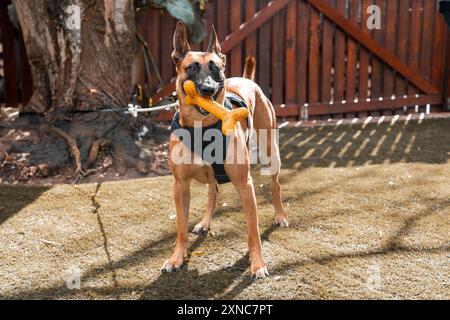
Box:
140, 225, 277, 299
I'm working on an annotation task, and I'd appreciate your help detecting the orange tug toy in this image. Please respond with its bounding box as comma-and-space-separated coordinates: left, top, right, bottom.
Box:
183, 80, 249, 136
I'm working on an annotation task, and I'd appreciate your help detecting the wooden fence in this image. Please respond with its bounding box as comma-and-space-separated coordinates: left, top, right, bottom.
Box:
2, 0, 449, 120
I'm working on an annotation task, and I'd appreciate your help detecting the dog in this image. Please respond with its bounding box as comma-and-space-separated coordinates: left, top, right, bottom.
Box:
162, 22, 288, 278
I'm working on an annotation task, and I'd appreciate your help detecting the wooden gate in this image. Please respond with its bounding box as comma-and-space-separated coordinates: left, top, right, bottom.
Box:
143, 0, 449, 121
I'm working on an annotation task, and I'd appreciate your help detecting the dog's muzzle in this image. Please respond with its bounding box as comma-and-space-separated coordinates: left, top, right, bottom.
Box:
196, 76, 219, 98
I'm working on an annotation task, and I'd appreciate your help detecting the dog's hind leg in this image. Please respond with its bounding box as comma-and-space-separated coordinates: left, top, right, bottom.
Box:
260, 128, 288, 227
268, 141, 289, 228
253, 93, 288, 227
193, 181, 218, 235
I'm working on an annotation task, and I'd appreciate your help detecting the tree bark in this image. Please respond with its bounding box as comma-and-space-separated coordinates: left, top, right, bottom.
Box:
13, 0, 135, 112
3, 0, 154, 180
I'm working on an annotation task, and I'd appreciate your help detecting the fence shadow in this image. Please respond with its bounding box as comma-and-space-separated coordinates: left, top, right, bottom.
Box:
278, 117, 449, 171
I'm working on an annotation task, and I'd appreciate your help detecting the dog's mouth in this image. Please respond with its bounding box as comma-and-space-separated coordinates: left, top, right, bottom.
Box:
182, 80, 224, 117
196, 106, 210, 116
194, 86, 224, 117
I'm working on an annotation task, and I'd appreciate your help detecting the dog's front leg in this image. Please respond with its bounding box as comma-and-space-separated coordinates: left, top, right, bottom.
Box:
225, 158, 269, 278
161, 177, 190, 272
233, 176, 268, 278
225, 130, 269, 278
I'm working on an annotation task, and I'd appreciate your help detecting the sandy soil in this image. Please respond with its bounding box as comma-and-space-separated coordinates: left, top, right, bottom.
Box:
0, 116, 449, 299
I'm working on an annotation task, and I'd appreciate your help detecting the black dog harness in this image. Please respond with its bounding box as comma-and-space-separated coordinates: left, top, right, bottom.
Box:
170, 93, 248, 184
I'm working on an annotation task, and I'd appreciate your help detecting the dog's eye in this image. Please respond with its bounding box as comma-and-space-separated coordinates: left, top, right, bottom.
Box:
186, 65, 197, 72
209, 64, 219, 72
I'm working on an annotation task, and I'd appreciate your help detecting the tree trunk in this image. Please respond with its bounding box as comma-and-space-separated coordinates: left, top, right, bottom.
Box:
14, 0, 135, 112
2, 0, 153, 181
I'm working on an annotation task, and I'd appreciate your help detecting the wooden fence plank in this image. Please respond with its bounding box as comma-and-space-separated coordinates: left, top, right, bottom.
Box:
395, 0, 411, 97
258, 0, 271, 97
245, 0, 257, 60
275, 94, 443, 116
201, 2, 215, 51
359, 0, 371, 100
216, 0, 230, 77
316, 94, 442, 114
431, 13, 446, 90
148, 10, 161, 95
271, 9, 284, 104
346, 0, 358, 102
296, 0, 310, 105
230, 0, 242, 77
383, 0, 398, 99
358, 0, 372, 118
216, 0, 229, 41
321, 0, 334, 102
445, 31, 450, 110
333, 0, 346, 102
135, 13, 147, 88
308, 6, 320, 103
284, 0, 297, 104
371, 0, 385, 99
419, 0, 434, 81
407, 0, 423, 94
160, 14, 175, 84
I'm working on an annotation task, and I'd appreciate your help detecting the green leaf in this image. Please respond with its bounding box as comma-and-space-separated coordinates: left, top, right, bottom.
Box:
187, 12, 206, 44
141, 0, 207, 43
162, 0, 195, 25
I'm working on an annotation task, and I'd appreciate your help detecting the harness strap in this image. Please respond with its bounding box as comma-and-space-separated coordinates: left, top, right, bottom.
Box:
170, 93, 248, 184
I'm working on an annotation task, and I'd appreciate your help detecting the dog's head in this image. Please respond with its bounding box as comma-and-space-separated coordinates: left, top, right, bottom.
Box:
172, 22, 226, 101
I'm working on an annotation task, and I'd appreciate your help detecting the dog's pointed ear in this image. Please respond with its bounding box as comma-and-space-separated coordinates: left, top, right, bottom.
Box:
172, 21, 191, 65
207, 26, 226, 66
207, 26, 221, 54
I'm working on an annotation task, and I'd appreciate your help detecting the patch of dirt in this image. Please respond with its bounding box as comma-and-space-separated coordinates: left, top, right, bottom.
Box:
0, 117, 449, 299
0, 110, 171, 185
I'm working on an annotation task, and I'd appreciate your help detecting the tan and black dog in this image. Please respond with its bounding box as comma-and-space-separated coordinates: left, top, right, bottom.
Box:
162, 22, 288, 278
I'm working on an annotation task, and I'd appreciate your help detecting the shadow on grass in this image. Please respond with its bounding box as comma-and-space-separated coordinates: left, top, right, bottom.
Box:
0, 185, 51, 225
2, 195, 448, 300
138, 225, 278, 299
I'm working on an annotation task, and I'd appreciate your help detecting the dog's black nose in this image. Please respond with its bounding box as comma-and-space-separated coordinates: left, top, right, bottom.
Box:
197, 84, 216, 97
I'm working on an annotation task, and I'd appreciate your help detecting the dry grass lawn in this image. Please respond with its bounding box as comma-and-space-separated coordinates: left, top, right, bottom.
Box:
0, 116, 449, 299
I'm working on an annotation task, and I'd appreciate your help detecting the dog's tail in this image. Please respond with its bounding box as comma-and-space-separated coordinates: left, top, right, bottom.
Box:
243, 56, 256, 81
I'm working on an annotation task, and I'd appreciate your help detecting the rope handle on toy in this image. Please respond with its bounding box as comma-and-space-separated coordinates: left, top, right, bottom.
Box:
183, 80, 249, 136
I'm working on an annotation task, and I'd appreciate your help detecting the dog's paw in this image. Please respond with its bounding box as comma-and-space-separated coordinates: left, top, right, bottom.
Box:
250, 259, 269, 279
161, 259, 186, 273
274, 216, 289, 228
251, 266, 270, 279
192, 222, 210, 235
